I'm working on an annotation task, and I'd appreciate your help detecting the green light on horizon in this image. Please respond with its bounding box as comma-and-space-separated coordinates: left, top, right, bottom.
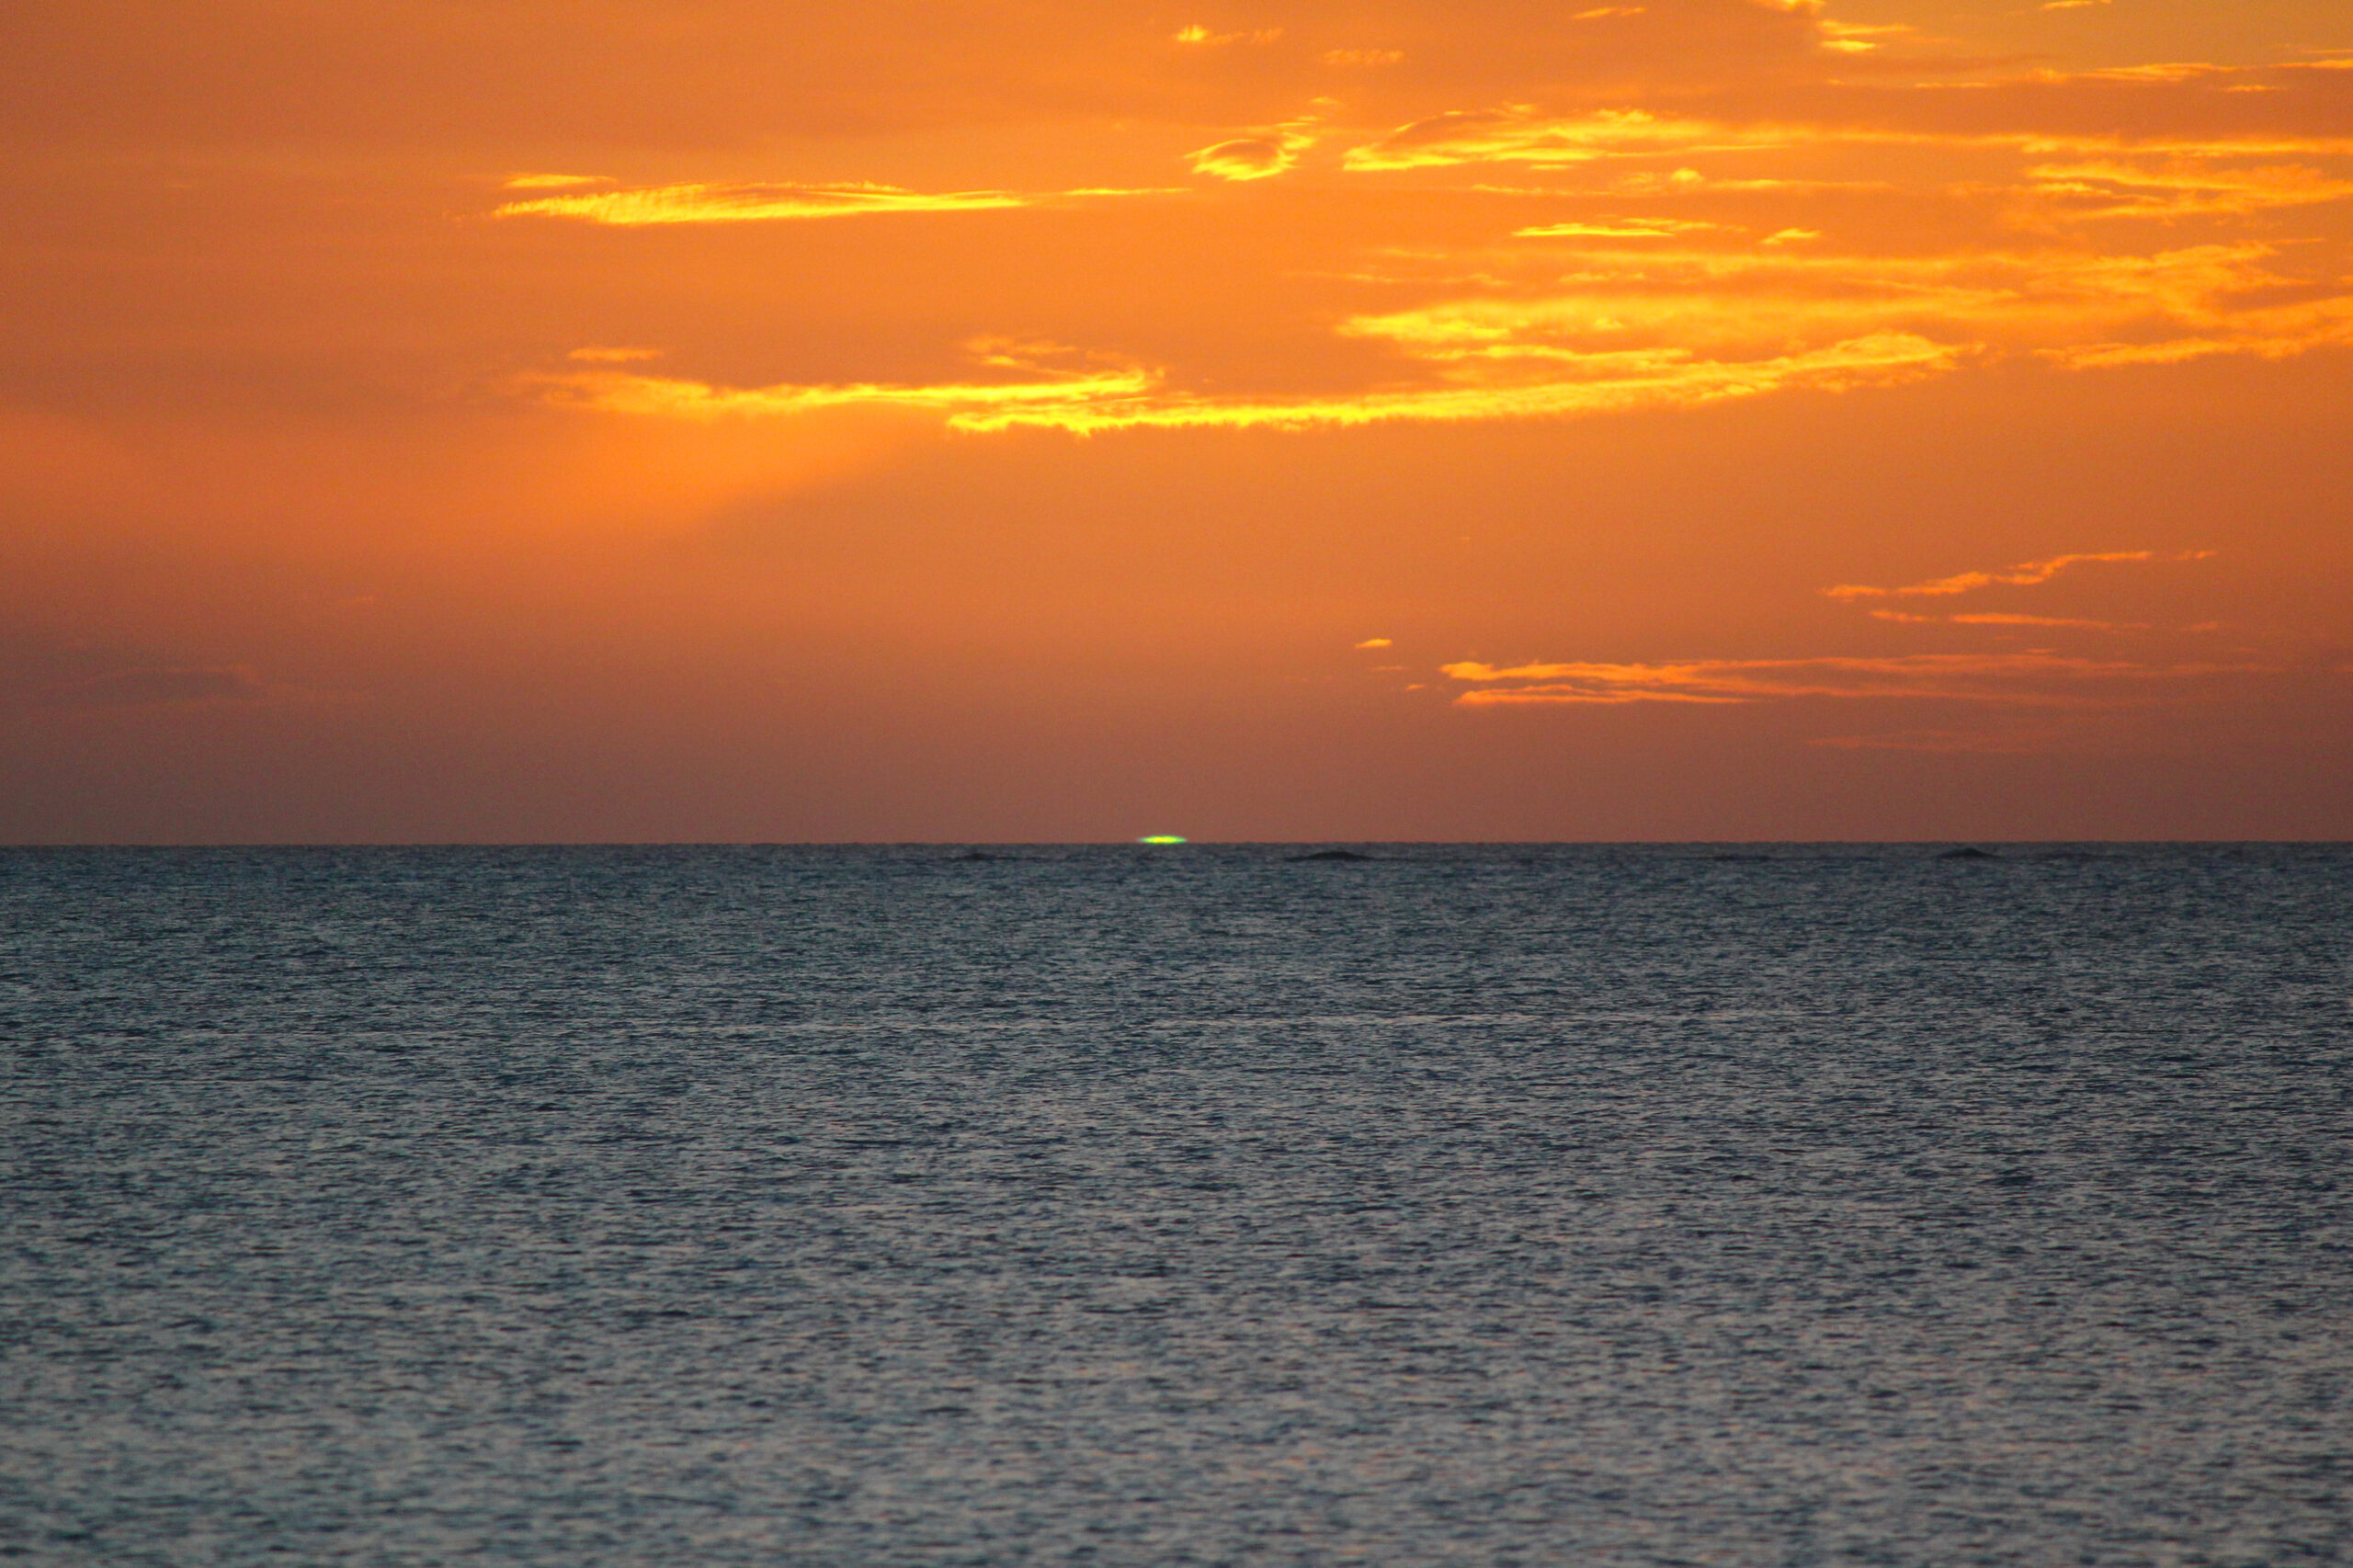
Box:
1138, 835, 1188, 845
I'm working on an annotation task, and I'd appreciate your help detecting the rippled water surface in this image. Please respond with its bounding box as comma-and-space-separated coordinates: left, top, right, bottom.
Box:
2, 845, 2347, 1566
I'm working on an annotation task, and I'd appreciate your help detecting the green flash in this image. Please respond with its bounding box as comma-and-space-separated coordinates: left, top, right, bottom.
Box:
1138, 835, 1188, 845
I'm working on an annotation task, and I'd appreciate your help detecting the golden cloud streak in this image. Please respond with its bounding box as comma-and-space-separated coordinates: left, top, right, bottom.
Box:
2025, 160, 2353, 220
517, 226, 2350, 438
1348, 244, 2352, 378
1440, 652, 2253, 706
521, 331, 1958, 435
1515, 217, 1717, 237
494, 182, 1029, 224
515, 364, 1159, 420
1346, 109, 1793, 171
1175, 24, 1282, 46
1870, 610, 2149, 631
1343, 108, 2353, 173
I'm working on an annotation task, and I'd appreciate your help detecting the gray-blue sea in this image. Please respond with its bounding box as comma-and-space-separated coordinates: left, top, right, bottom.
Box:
2, 844, 2347, 1566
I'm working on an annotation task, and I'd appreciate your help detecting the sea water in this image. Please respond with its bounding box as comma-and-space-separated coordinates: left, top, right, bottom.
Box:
1, 845, 2347, 1565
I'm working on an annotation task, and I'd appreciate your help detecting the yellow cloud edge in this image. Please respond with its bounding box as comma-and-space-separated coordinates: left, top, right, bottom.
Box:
517, 332, 1962, 435
495, 182, 1030, 224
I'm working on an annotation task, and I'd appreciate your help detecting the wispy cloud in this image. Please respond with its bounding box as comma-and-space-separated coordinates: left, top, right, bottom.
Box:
1515, 217, 1718, 237
2043, 294, 2353, 367
1188, 103, 1330, 182
2022, 159, 2353, 221
1342, 102, 2353, 174
1430, 537, 2269, 751
1869, 609, 2148, 631
516, 340, 1158, 423
1818, 21, 1913, 55
1188, 136, 1305, 182
492, 32, 2353, 440
1337, 244, 2352, 375
1346, 109, 1788, 171
517, 223, 2352, 434
1440, 652, 2255, 706
1173, 24, 1282, 47
522, 331, 1960, 434
494, 181, 1029, 225
1825, 550, 2214, 601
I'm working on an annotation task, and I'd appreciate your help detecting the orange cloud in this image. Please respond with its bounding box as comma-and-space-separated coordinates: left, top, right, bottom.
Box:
515, 344, 1160, 424
511, 217, 2352, 435
1188, 136, 1302, 181
1515, 217, 1718, 237
1870, 610, 2146, 631
508, 191, 2352, 439
524, 332, 1960, 435
1342, 95, 2353, 174
1188, 103, 1329, 182
1340, 244, 2353, 385
1346, 109, 1786, 171
1825, 551, 2214, 600
2042, 292, 2353, 366
494, 182, 1029, 224
1438, 528, 2269, 754
1817, 21, 1911, 55
1441, 652, 2256, 706
1174, 25, 1281, 48
2022, 159, 2353, 221
1951, 613, 2141, 629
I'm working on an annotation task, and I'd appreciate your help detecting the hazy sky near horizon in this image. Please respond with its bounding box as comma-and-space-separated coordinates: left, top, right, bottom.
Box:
3, 0, 2349, 840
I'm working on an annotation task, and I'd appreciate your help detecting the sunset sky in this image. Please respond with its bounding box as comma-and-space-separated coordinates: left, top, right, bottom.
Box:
3, 0, 2348, 840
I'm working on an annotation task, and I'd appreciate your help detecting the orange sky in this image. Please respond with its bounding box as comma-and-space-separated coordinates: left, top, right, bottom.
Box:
3, 0, 2348, 841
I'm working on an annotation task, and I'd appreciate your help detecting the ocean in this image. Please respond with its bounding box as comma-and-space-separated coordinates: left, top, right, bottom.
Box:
2, 845, 2346, 1565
